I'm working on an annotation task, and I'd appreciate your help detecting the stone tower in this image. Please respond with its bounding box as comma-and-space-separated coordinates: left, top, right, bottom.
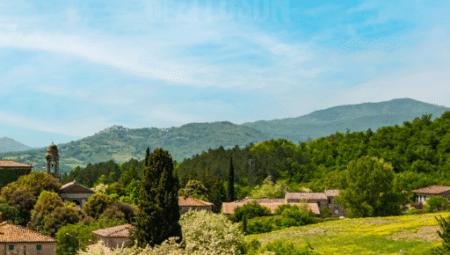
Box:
46, 143, 59, 182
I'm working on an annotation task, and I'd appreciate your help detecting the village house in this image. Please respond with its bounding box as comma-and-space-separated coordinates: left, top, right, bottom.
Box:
87, 224, 135, 253
0, 221, 57, 255
412, 183, 450, 204
178, 195, 214, 214
223, 189, 347, 218
0, 160, 33, 191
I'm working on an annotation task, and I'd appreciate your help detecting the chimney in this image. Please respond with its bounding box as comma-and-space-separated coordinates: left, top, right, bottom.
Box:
26, 221, 32, 229
442, 182, 445, 186
36, 226, 41, 233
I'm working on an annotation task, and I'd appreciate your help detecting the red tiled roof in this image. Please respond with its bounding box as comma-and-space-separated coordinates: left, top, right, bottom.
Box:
324, 189, 340, 197
178, 196, 213, 207
222, 202, 320, 215
0, 222, 57, 243
92, 224, 134, 238
0, 160, 33, 168
233, 198, 285, 203
412, 186, 450, 194
285, 192, 327, 200
60, 180, 95, 194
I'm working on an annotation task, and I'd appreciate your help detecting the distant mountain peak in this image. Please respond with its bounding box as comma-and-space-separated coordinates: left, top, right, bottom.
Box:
0, 137, 34, 153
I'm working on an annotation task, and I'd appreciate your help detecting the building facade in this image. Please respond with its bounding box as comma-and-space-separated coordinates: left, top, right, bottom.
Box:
412, 183, 450, 204
223, 189, 347, 218
178, 196, 213, 214
0, 222, 57, 255
60, 181, 95, 209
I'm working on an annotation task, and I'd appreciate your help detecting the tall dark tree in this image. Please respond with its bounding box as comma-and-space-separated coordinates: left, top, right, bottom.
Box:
228, 156, 235, 202
180, 169, 189, 189
211, 176, 226, 213
135, 147, 182, 248
202, 166, 214, 194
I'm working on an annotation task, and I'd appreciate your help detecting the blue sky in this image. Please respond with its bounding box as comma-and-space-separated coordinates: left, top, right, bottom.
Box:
1, 0, 450, 147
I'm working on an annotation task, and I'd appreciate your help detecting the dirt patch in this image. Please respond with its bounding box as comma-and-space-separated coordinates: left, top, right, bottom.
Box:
387, 226, 441, 242
361, 219, 395, 226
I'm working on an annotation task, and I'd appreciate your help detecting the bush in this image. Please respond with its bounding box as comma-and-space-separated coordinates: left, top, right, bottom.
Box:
255, 239, 316, 255
228, 201, 271, 223
320, 207, 332, 218
424, 196, 449, 212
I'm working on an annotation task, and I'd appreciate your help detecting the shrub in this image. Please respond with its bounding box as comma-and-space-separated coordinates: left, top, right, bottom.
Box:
424, 196, 449, 212
228, 201, 270, 223
320, 207, 332, 218
256, 239, 316, 255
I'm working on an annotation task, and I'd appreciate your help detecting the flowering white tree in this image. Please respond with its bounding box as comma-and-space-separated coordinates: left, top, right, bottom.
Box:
79, 209, 244, 255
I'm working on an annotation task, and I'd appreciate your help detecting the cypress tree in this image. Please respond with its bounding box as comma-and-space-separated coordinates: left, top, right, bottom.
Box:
211, 176, 226, 213
202, 166, 213, 192
227, 156, 235, 202
135, 147, 182, 248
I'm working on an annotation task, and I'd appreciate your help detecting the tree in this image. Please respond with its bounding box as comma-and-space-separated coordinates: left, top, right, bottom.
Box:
2, 171, 61, 198
93, 175, 107, 189
425, 196, 449, 212
229, 201, 271, 223
44, 206, 81, 237
436, 215, 450, 253
181, 179, 208, 197
0, 200, 19, 223
202, 166, 214, 193
249, 175, 288, 198
121, 163, 139, 187
210, 176, 226, 213
135, 147, 182, 248
31, 190, 64, 229
335, 156, 405, 218
228, 156, 235, 202
83, 193, 114, 219
1, 187, 36, 225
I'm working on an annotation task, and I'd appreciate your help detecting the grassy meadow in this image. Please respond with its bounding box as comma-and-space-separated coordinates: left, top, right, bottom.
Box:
246, 212, 450, 254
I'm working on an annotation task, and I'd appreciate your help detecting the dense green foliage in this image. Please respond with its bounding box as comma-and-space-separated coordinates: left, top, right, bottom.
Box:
243, 205, 317, 235
31, 190, 64, 229
83, 193, 114, 219
0, 200, 19, 222
135, 148, 182, 248
243, 98, 450, 144
228, 201, 271, 223
228, 156, 235, 202
425, 196, 450, 212
335, 156, 407, 217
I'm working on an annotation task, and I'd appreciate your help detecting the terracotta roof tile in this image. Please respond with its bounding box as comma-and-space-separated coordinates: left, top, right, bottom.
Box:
0, 222, 57, 243
285, 192, 327, 200
178, 196, 213, 207
233, 198, 285, 203
92, 224, 134, 238
0, 160, 33, 168
324, 189, 340, 197
412, 186, 450, 194
60, 180, 95, 194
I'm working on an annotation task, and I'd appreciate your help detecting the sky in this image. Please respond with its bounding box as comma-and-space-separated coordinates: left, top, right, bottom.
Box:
1, 0, 450, 147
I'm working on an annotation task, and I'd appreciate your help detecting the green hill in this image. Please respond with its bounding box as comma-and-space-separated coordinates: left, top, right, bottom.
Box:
0, 137, 36, 153
243, 98, 450, 143
1, 98, 448, 174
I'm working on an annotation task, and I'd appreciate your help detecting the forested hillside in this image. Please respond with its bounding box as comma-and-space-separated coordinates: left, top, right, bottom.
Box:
178, 111, 450, 193
243, 98, 450, 143
1, 98, 448, 175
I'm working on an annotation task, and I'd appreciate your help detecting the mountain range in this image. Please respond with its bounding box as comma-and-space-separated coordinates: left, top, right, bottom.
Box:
1, 98, 449, 174
0, 137, 36, 153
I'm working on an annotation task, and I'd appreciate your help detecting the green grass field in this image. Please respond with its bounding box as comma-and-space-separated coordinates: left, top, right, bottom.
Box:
245, 212, 450, 254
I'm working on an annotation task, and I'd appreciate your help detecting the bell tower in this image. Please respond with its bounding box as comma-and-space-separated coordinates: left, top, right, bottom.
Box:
46, 143, 59, 182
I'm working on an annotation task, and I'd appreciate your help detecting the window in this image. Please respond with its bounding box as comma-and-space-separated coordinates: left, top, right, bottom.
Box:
36, 245, 42, 251
8, 245, 14, 251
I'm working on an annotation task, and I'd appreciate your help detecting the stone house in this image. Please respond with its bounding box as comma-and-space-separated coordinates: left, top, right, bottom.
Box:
412, 183, 450, 205
222, 198, 321, 216
88, 224, 134, 253
60, 180, 95, 209
223, 189, 347, 218
0, 160, 33, 191
178, 196, 214, 214
0, 221, 57, 255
